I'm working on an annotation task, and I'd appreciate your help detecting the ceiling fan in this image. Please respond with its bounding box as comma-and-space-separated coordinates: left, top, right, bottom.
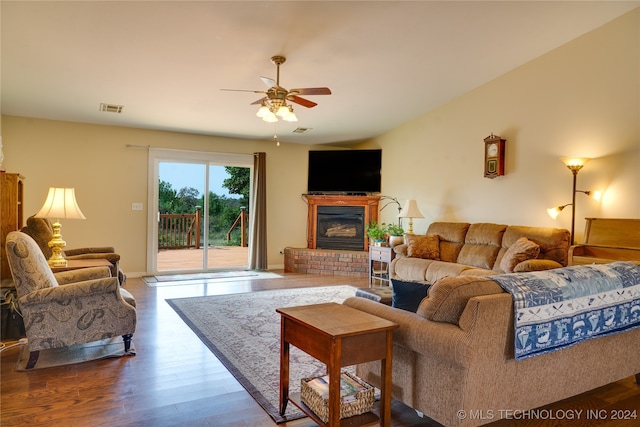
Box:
221, 55, 331, 122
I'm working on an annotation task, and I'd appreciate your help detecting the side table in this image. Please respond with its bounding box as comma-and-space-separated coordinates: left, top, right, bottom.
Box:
277, 302, 398, 427
369, 245, 395, 286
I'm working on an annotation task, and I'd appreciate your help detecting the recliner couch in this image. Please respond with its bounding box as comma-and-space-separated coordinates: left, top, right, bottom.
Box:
5, 231, 136, 369
391, 222, 570, 285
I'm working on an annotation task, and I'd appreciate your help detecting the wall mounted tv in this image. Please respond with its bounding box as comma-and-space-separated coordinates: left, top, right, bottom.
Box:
307, 149, 382, 194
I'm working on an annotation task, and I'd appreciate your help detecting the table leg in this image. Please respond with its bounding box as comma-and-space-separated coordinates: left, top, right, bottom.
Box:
279, 323, 290, 415
328, 338, 342, 426
379, 330, 394, 427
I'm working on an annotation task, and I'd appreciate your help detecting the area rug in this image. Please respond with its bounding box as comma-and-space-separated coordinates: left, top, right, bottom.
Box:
143, 270, 282, 286
15, 337, 136, 371
166, 285, 359, 423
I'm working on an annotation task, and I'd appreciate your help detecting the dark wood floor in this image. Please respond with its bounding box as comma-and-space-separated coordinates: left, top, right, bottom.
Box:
1, 272, 638, 427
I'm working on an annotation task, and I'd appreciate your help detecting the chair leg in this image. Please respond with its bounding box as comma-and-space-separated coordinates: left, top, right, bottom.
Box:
636, 373, 640, 385
25, 350, 40, 369
122, 334, 133, 352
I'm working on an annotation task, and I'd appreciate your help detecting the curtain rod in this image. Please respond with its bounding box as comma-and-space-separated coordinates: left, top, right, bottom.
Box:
125, 144, 151, 149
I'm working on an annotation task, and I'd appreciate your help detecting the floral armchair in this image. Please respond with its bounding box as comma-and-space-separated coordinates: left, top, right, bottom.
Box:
5, 231, 136, 369
20, 215, 126, 284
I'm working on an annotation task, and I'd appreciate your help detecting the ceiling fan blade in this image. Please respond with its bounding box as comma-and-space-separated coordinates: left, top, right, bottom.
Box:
260, 76, 277, 88
290, 87, 332, 96
250, 97, 267, 106
220, 89, 266, 93
289, 95, 318, 108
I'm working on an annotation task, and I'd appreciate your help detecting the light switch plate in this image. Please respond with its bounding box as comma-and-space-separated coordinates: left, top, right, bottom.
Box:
132, 202, 143, 211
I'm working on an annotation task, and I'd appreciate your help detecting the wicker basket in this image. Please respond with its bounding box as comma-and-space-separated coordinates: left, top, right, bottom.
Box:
300, 372, 374, 422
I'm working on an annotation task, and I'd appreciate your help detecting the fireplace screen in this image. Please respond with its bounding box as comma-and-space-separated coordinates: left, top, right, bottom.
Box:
316, 206, 365, 250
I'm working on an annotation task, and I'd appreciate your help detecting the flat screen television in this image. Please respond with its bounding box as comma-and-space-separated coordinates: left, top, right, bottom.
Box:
307, 149, 382, 194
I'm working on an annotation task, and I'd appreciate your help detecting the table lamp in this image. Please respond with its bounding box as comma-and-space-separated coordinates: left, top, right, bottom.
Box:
34, 187, 86, 267
398, 199, 424, 234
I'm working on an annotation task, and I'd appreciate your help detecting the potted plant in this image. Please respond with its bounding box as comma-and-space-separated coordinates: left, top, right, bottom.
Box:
366, 221, 387, 246
385, 223, 405, 247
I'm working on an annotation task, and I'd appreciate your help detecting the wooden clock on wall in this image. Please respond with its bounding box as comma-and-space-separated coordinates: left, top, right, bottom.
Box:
484, 134, 506, 179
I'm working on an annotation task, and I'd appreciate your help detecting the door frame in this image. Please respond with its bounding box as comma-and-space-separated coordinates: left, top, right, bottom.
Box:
147, 148, 253, 275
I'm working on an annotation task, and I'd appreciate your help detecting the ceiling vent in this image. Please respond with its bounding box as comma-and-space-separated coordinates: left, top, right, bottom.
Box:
292, 127, 312, 134
99, 103, 124, 113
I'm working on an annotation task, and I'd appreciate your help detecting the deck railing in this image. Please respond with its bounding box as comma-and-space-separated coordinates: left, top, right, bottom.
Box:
158, 208, 201, 249
227, 207, 249, 247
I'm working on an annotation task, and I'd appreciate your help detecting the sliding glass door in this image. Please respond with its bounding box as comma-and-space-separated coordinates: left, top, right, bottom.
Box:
147, 149, 253, 275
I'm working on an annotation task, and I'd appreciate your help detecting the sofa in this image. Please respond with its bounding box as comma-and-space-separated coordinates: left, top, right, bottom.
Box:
344, 269, 640, 426
386, 222, 570, 311
391, 221, 570, 283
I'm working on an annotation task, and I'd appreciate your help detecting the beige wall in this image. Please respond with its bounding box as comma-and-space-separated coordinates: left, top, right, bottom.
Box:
1, 118, 314, 275
360, 8, 639, 243
2, 9, 638, 275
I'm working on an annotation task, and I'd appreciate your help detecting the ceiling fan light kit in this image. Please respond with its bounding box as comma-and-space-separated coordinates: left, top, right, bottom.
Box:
222, 55, 331, 123
257, 100, 298, 122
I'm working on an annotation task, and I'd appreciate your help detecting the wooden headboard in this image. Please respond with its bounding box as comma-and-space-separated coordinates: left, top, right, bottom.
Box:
569, 218, 640, 265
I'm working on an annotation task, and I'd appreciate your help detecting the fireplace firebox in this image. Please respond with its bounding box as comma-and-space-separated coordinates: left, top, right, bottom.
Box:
316, 206, 365, 250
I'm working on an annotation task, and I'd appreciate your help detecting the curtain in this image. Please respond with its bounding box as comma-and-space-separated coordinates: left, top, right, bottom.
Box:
249, 152, 267, 270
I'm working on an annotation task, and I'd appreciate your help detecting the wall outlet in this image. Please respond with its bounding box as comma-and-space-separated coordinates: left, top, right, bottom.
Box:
132, 202, 143, 211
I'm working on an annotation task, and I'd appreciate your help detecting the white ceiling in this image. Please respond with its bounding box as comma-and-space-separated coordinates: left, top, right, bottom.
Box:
2, 1, 638, 146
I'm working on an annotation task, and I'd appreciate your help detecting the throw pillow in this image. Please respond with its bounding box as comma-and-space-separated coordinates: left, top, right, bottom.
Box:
500, 237, 540, 273
405, 234, 440, 260
391, 279, 430, 312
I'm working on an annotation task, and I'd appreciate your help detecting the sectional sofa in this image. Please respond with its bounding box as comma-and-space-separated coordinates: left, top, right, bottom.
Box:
345, 221, 640, 426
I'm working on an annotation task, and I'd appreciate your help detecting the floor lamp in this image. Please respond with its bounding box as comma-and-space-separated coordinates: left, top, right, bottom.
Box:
547, 158, 590, 245
34, 187, 86, 267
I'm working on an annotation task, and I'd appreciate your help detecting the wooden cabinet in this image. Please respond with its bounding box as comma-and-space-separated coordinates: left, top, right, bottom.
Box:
1, 173, 25, 280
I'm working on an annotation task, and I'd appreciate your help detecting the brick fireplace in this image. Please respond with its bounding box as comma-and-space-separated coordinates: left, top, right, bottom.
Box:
284, 195, 380, 277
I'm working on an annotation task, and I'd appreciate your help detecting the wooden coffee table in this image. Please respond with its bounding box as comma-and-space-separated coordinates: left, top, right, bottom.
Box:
277, 302, 398, 427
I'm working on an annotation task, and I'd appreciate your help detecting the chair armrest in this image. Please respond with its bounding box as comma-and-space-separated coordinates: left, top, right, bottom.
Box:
393, 244, 408, 256
513, 259, 563, 272
64, 247, 116, 256
54, 266, 112, 285
19, 276, 119, 305
64, 253, 120, 264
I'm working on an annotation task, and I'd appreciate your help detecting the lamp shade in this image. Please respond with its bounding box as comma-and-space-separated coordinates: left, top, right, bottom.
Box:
256, 104, 271, 118
547, 206, 562, 219
35, 187, 86, 220
398, 199, 424, 219
262, 112, 278, 122
560, 157, 590, 168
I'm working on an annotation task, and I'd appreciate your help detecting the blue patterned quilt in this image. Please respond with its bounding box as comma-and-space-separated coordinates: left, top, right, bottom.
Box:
491, 261, 640, 360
